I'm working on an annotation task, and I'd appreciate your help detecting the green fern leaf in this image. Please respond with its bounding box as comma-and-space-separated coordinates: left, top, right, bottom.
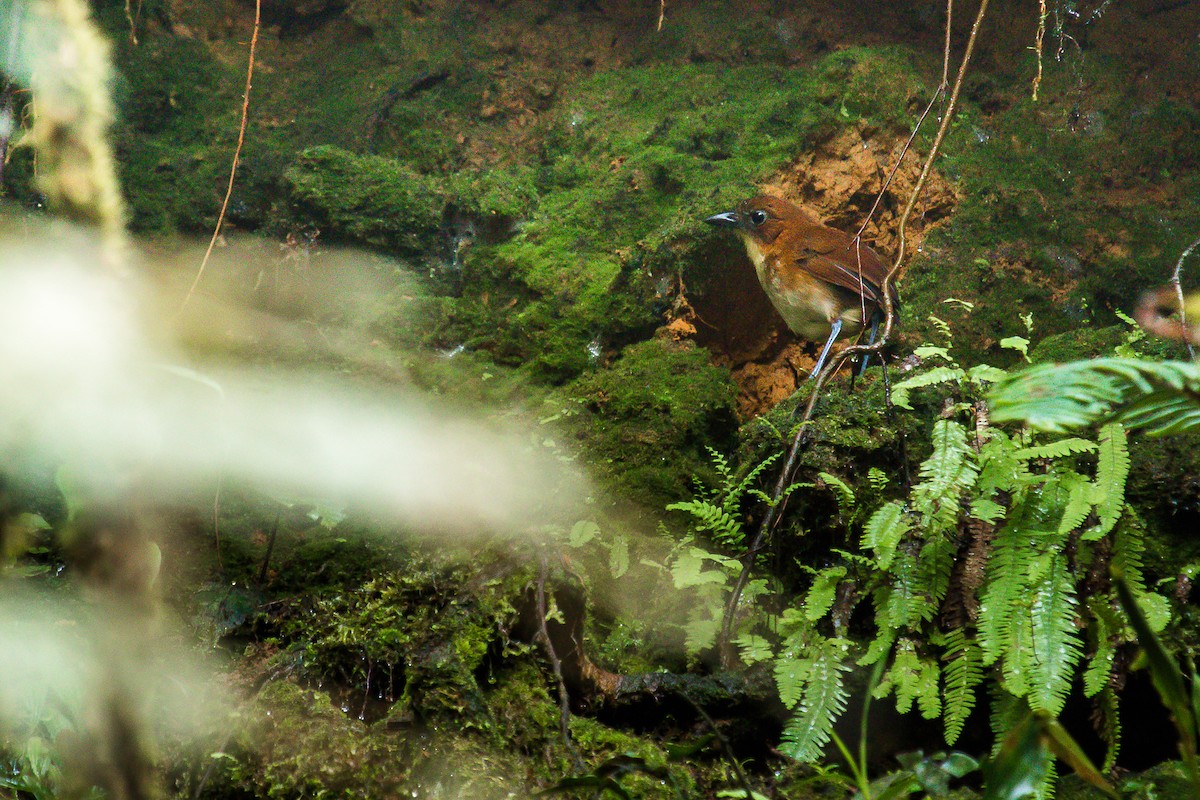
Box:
1097, 686, 1121, 774
858, 623, 896, 667
941, 629, 983, 745
878, 642, 941, 719
867, 467, 889, 491
1001, 608, 1035, 700
989, 357, 1200, 434
1084, 423, 1128, 541
1013, 438, 1099, 460
914, 421, 978, 530
1027, 554, 1082, 716
779, 639, 851, 762
1056, 473, 1094, 535
734, 633, 774, 665
670, 547, 728, 589
1083, 597, 1117, 699
969, 496, 1007, 523
724, 452, 781, 514
862, 500, 909, 569
978, 523, 1038, 667
917, 535, 956, 612
666, 500, 743, 547
891, 366, 968, 410
805, 566, 847, 622
817, 472, 855, 513
881, 547, 927, 629
775, 632, 813, 710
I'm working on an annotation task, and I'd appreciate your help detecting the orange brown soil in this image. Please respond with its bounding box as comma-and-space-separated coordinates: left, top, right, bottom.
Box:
688, 125, 958, 419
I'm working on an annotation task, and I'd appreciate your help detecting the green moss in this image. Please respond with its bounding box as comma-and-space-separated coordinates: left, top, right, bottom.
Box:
901, 59, 1200, 364
270, 552, 519, 724
557, 338, 738, 503
282, 146, 445, 253
206, 680, 521, 800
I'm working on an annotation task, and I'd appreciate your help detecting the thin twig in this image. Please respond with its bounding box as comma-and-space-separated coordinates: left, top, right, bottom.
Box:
536, 551, 583, 769
213, 472, 225, 574
852, 0, 952, 244
1170, 235, 1200, 360
180, 0, 261, 311
123, 0, 139, 45
1032, 0, 1047, 100
679, 692, 755, 800
257, 507, 281, 585
718, 0, 992, 666
657, 0, 666, 31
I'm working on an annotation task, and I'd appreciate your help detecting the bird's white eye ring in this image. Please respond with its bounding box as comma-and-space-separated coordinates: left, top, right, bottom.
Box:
749, 210, 767, 226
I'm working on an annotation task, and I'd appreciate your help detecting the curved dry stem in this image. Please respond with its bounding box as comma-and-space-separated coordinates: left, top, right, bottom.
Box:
179, 0, 261, 311
718, 0, 992, 667
1170, 234, 1200, 360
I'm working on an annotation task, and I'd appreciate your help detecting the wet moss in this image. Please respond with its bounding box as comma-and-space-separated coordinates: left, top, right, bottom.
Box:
268, 550, 521, 725
560, 338, 739, 503
901, 59, 1200, 365
281, 145, 444, 254
206, 680, 521, 800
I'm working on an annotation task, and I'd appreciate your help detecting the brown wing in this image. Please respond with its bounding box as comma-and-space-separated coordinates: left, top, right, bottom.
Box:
782, 221, 891, 306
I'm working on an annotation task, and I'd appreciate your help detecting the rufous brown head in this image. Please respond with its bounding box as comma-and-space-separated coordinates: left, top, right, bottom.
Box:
704, 195, 813, 246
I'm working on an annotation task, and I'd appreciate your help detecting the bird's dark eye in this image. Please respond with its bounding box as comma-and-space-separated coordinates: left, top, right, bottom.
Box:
749, 210, 768, 226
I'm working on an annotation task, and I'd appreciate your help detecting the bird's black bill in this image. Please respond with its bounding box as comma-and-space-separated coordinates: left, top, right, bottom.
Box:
704, 211, 739, 228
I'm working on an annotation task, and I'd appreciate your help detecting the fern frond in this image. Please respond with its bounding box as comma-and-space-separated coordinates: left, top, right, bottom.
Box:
706, 445, 733, 486
861, 500, 909, 570
1013, 438, 1099, 461
775, 631, 813, 710
817, 472, 855, 513
734, 633, 773, 665
978, 525, 1033, 666
989, 357, 1200, 435
683, 614, 721, 656
1097, 686, 1121, 774
918, 535, 956, 613
1056, 474, 1094, 535
1027, 553, 1083, 716
1084, 423, 1128, 541
666, 500, 744, 547
969, 496, 1007, 523
941, 628, 983, 745
1083, 597, 1118, 699
804, 566, 847, 622
778, 639, 851, 762
670, 546, 730, 589
977, 429, 1035, 495
723, 452, 781, 514
877, 641, 941, 719
867, 467, 889, 491
880, 546, 930, 630
913, 421, 978, 530
892, 366, 968, 410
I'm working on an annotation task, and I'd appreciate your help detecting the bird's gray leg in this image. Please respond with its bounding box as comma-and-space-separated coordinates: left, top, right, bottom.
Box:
808, 318, 843, 379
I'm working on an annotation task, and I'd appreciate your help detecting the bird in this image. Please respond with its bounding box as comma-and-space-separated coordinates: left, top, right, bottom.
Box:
705, 194, 895, 379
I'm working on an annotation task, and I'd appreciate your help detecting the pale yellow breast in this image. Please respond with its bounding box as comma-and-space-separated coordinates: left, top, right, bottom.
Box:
742, 238, 865, 340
